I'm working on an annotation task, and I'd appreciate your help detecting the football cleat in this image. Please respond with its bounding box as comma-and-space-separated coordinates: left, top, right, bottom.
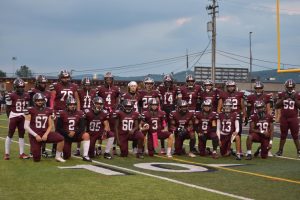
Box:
297, 150, 300, 158
275, 150, 283, 157
4, 154, 10, 160
42, 151, 49, 158
230, 148, 237, 157
254, 147, 261, 157
188, 152, 196, 158
55, 157, 66, 163
104, 153, 112, 159
160, 148, 166, 155
96, 146, 102, 156
211, 152, 219, 159
82, 156, 92, 162
19, 153, 30, 159
246, 154, 252, 160
236, 154, 242, 160
268, 151, 273, 157
73, 149, 81, 156
191, 148, 199, 155
206, 147, 212, 155
29, 152, 33, 158
136, 153, 144, 159
112, 147, 117, 155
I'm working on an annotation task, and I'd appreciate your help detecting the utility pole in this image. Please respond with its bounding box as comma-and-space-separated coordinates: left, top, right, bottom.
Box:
207, 0, 218, 83
186, 49, 189, 77
249, 31, 253, 90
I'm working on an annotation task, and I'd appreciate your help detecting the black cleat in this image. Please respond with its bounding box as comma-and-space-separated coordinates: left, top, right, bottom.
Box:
246, 154, 252, 160
96, 147, 102, 156
74, 149, 81, 156
82, 156, 92, 162
230, 148, 237, 157
275, 150, 283, 157
104, 153, 112, 159
42, 151, 49, 158
254, 147, 261, 157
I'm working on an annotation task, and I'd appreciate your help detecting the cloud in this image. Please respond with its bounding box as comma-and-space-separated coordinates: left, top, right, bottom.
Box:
175, 17, 192, 27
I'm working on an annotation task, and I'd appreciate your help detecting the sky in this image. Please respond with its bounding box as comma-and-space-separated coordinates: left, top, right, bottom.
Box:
0, 0, 299, 77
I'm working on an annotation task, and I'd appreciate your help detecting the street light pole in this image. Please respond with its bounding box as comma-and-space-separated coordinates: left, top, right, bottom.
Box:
249, 32, 253, 90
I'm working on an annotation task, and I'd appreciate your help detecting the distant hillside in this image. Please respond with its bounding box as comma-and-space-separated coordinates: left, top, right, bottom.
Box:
72, 69, 299, 83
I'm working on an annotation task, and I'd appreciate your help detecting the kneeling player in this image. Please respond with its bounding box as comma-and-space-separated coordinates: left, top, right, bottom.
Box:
56, 97, 91, 161
24, 93, 65, 162
86, 97, 114, 159
141, 99, 174, 158
217, 99, 242, 160
115, 100, 144, 158
194, 100, 219, 158
246, 101, 273, 159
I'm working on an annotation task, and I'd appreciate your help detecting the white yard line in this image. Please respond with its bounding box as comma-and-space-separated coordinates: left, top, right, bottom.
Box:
0, 136, 253, 200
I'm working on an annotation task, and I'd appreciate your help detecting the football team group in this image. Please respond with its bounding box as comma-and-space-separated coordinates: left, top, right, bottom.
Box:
3, 70, 300, 162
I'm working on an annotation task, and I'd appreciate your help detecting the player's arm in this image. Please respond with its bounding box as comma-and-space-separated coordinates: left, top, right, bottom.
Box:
114, 117, 120, 145
74, 91, 80, 111
129, 119, 139, 134
5, 94, 12, 117
216, 119, 221, 140
249, 121, 260, 134
103, 120, 110, 132
217, 98, 223, 113
42, 116, 53, 141
241, 97, 247, 120
24, 114, 42, 142
50, 90, 56, 109
76, 117, 85, 135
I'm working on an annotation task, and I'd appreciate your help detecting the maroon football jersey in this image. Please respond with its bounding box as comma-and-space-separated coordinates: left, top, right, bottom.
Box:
218, 112, 239, 135
138, 90, 160, 112
6, 92, 30, 114
49, 82, 78, 111
194, 111, 218, 134
97, 85, 120, 111
220, 91, 244, 113
85, 110, 109, 134
58, 110, 84, 132
178, 85, 201, 111
142, 110, 167, 132
78, 88, 97, 113
121, 92, 140, 112
277, 91, 300, 118
27, 107, 53, 135
157, 84, 177, 111
115, 110, 140, 135
199, 89, 219, 112
169, 110, 194, 130
249, 113, 273, 133
28, 88, 51, 107
247, 93, 272, 114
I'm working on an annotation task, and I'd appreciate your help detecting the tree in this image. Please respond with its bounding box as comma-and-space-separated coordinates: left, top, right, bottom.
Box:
15, 65, 33, 77
0, 70, 6, 77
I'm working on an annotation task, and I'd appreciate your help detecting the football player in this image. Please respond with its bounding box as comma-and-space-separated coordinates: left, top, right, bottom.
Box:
114, 99, 144, 158
138, 77, 160, 113
75, 77, 97, 156
49, 70, 80, 155
194, 99, 219, 158
217, 99, 242, 160
246, 101, 274, 160
28, 75, 52, 157
56, 97, 91, 161
218, 80, 246, 155
199, 79, 219, 112
275, 79, 300, 157
24, 93, 65, 162
157, 74, 178, 154
140, 99, 174, 158
85, 97, 114, 159
96, 72, 121, 155
4, 78, 30, 160
169, 100, 195, 157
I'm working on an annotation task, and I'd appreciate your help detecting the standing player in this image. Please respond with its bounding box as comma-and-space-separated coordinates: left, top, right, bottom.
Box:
28, 75, 52, 157
217, 99, 242, 160
96, 72, 121, 155
169, 100, 195, 157
138, 77, 160, 113
199, 80, 219, 112
114, 100, 144, 158
141, 99, 174, 158
121, 81, 140, 113
218, 80, 246, 155
194, 100, 219, 158
157, 74, 177, 154
56, 97, 91, 161
4, 78, 30, 160
275, 79, 300, 157
85, 97, 114, 159
24, 93, 65, 162
49, 70, 80, 155
246, 101, 274, 160
75, 77, 97, 156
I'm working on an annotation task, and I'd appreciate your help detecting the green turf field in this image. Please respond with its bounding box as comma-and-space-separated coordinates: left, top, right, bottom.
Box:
0, 114, 299, 200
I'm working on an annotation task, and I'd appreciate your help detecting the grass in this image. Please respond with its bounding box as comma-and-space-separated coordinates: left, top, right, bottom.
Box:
0, 114, 299, 200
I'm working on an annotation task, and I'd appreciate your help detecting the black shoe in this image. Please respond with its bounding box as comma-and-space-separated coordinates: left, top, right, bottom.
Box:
191, 148, 199, 155
254, 147, 261, 157
206, 147, 212, 155
74, 149, 81, 156
104, 153, 112, 159
42, 151, 49, 158
297, 150, 300, 158
230, 148, 236, 157
236, 154, 242, 160
96, 147, 102, 156
246, 154, 252, 160
82, 156, 92, 162
275, 150, 283, 157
